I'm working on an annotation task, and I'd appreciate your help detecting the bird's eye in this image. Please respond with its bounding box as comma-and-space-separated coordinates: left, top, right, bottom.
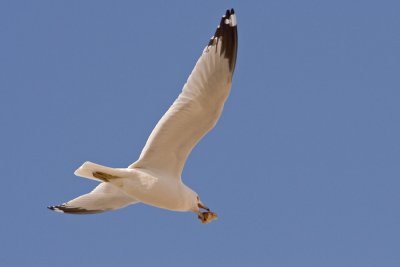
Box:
197, 196, 199, 201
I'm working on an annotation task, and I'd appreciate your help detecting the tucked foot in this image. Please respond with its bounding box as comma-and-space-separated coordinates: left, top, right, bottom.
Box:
92, 171, 120, 182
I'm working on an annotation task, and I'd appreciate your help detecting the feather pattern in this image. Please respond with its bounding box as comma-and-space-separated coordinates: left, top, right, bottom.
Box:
130, 9, 238, 179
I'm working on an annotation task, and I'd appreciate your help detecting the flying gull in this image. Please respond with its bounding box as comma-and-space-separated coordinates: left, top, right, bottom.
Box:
48, 9, 238, 224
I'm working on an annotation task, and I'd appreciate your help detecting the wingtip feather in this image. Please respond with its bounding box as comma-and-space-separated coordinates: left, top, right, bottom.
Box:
48, 205, 65, 213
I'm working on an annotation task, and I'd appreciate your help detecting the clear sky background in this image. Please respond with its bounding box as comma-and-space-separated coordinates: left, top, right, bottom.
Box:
1, 1, 399, 266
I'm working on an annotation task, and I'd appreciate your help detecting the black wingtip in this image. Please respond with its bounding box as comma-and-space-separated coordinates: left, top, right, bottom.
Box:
48, 205, 65, 213
225, 8, 235, 16
207, 8, 238, 72
48, 204, 103, 214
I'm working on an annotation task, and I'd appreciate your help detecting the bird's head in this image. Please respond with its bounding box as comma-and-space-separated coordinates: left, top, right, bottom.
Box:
193, 195, 218, 224
185, 187, 218, 224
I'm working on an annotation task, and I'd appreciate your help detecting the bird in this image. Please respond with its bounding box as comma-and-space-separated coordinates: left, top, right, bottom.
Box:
48, 9, 238, 224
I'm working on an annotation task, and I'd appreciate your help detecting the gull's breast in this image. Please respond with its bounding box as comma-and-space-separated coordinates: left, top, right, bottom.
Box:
116, 169, 188, 211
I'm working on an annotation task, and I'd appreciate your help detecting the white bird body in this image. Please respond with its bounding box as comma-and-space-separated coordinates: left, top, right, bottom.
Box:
49, 9, 238, 223
118, 173, 194, 212
75, 162, 195, 211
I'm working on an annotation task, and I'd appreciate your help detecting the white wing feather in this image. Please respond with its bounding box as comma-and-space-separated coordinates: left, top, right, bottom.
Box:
48, 183, 139, 214
130, 10, 238, 179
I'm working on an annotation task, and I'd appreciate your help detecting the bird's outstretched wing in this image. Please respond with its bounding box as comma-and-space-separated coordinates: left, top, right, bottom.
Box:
130, 9, 238, 179
48, 183, 139, 214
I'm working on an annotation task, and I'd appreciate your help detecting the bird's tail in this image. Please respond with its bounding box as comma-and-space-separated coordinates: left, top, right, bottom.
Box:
74, 161, 125, 182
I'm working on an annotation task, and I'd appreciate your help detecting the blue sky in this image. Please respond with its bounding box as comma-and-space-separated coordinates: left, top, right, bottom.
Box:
1, 0, 400, 266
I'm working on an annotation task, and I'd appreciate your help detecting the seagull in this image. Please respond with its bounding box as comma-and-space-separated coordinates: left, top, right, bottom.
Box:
48, 9, 238, 224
